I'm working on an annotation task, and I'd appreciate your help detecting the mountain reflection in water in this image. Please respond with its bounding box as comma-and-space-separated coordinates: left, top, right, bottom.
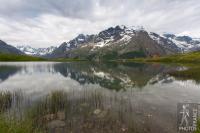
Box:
53, 62, 177, 90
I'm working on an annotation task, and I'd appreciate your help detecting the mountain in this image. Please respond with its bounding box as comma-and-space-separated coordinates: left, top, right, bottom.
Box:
161, 34, 200, 52
48, 26, 177, 59
48, 25, 200, 60
0, 40, 24, 55
16, 45, 56, 56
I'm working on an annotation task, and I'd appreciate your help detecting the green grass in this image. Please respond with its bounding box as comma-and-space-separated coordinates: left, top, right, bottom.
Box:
0, 115, 43, 133
117, 51, 200, 83
0, 92, 43, 133
0, 53, 89, 62
0, 53, 46, 61
119, 51, 146, 59
195, 119, 200, 133
0, 90, 139, 133
0, 92, 12, 112
51, 58, 87, 62
129, 51, 200, 63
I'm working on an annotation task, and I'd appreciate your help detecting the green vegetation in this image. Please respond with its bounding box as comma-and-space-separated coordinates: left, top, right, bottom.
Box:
52, 58, 87, 62
0, 115, 43, 133
89, 50, 146, 61
102, 51, 118, 60
0, 53, 88, 62
0, 92, 12, 112
117, 51, 200, 83
0, 90, 138, 133
0, 92, 43, 133
2, 50, 200, 63
131, 51, 200, 63
0, 53, 46, 61
195, 119, 200, 133
119, 51, 146, 59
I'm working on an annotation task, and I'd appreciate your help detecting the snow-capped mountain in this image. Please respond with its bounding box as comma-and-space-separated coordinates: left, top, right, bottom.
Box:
17, 45, 57, 56
49, 25, 200, 59
52, 25, 148, 53
150, 33, 200, 52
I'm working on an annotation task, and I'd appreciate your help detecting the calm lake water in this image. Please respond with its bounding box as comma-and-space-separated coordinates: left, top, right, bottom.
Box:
0, 62, 200, 133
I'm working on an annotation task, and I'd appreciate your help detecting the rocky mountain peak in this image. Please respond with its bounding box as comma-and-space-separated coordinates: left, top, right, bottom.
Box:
49, 25, 200, 59
16, 45, 57, 56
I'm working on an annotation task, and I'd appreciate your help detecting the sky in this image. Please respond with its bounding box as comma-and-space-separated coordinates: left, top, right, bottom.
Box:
0, 0, 200, 48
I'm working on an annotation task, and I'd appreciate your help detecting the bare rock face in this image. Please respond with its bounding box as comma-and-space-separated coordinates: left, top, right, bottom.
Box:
0, 40, 24, 55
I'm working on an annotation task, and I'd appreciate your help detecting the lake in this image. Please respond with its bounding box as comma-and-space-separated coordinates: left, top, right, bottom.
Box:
0, 62, 200, 133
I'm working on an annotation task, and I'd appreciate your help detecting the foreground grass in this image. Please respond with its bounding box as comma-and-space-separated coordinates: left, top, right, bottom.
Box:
0, 91, 42, 133
0, 89, 199, 133
0, 115, 43, 133
0, 91, 138, 133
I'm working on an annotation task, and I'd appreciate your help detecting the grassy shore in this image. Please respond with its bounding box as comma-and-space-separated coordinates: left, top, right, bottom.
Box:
51, 58, 87, 62
0, 53, 46, 61
0, 53, 88, 62
195, 119, 200, 133
129, 51, 200, 64
117, 51, 200, 83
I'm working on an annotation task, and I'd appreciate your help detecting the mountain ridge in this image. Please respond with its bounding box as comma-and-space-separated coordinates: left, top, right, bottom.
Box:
16, 45, 57, 56
48, 25, 200, 60
0, 40, 24, 55
1, 25, 200, 60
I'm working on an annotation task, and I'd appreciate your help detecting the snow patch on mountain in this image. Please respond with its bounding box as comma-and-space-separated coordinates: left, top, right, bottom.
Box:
149, 32, 200, 52
17, 45, 57, 56
51, 25, 200, 59
62, 25, 144, 52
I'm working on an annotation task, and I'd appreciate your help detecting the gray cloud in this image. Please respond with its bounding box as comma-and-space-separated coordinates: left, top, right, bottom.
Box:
0, 0, 200, 47
0, 0, 95, 19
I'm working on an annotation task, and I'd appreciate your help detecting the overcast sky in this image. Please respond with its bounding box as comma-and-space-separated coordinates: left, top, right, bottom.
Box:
0, 0, 200, 48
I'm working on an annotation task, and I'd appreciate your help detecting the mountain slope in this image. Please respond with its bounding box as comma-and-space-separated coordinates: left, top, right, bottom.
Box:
0, 40, 24, 55
16, 45, 56, 56
150, 33, 200, 52
49, 25, 199, 60
135, 51, 200, 63
68, 30, 178, 60
0, 53, 46, 61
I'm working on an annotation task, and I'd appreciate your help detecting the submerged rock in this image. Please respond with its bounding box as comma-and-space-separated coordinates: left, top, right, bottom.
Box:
93, 109, 108, 118
44, 114, 56, 121
93, 109, 101, 115
57, 111, 65, 120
